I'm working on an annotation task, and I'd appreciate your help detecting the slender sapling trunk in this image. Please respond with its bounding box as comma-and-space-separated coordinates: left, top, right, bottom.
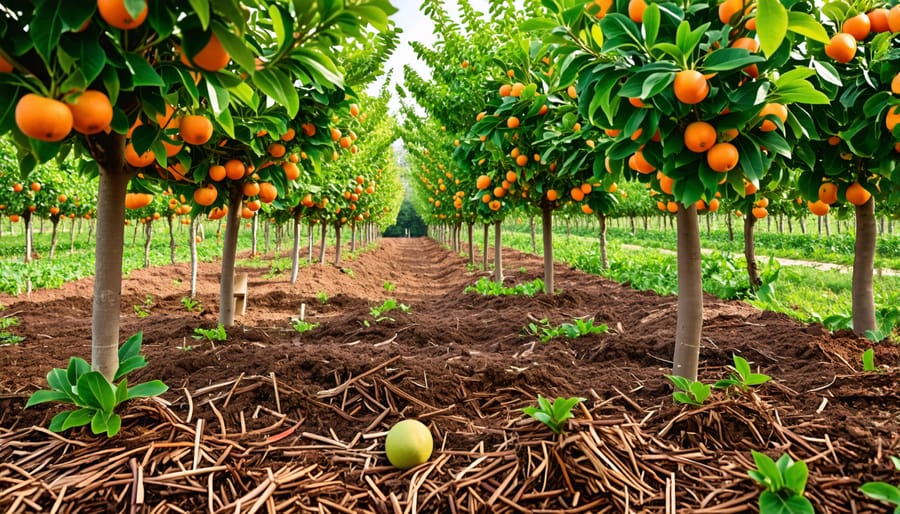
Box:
744, 214, 761, 291
671, 203, 703, 382
852, 198, 877, 336
218, 183, 243, 327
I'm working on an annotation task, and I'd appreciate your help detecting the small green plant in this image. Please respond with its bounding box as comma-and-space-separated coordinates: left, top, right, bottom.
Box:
264, 259, 290, 279
714, 354, 771, 392
860, 456, 900, 513
862, 348, 878, 372
133, 295, 154, 319
370, 298, 410, 323
666, 375, 712, 406
192, 324, 227, 342
0, 315, 24, 345
291, 319, 320, 334
522, 317, 607, 343
25, 332, 169, 437
181, 296, 203, 313
465, 276, 544, 296
522, 395, 586, 435
344, 267, 356, 278
316, 291, 328, 305
747, 450, 814, 514
383, 280, 396, 292
519, 266, 527, 274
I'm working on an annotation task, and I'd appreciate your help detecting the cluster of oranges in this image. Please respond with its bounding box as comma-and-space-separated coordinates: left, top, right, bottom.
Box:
824, 8, 900, 65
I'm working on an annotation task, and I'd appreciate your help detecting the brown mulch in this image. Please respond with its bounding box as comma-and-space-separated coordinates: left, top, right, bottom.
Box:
0, 237, 898, 513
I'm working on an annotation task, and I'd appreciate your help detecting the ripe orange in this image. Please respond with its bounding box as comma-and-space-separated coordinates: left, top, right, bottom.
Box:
886, 106, 900, 133
706, 142, 739, 172
731, 37, 759, 53
476, 175, 491, 190
0, 53, 13, 73
708, 198, 720, 212
179, 114, 213, 145
67, 90, 113, 135
189, 33, 230, 72
16, 93, 73, 142
570, 187, 585, 202
28, 182, 40, 192
673, 70, 709, 105
751, 206, 768, 218
499, 84, 512, 97
125, 192, 153, 209
684, 121, 717, 152
824, 33, 857, 63
507, 116, 520, 129
349, 103, 360, 117
516, 154, 528, 167
868, 8, 890, 33
208, 206, 227, 220
843, 13, 871, 41
241, 207, 254, 219
242, 182, 261, 197
589, 0, 613, 18
506, 171, 517, 183
580, 183, 592, 194
808, 200, 830, 216
246, 199, 261, 212
629, 150, 656, 173
330, 127, 341, 141
581, 204, 594, 215
281, 128, 295, 142
628, 0, 647, 22
659, 174, 674, 195
300, 123, 316, 137
744, 181, 758, 195
546, 189, 558, 201
845, 182, 871, 206
567, 85, 577, 99
258, 182, 277, 203
510, 82, 525, 97
125, 143, 156, 167
49, 206, 60, 216
9, 214, 19, 223
827, 135, 841, 146
718, 0, 744, 24
193, 184, 218, 206
97, 0, 148, 30
666, 201, 679, 213
224, 159, 246, 180
58, 194, 67, 203
493, 186, 506, 198
282, 162, 300, 181
489, 199, 502, 211
758, 103, 788, 132
208, 164, 226, 182
628, 97, 647, 108
818, 182, 838, 204
268, 142, 286, 157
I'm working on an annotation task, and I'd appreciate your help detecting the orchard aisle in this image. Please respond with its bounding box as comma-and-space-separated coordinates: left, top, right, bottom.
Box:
0, 238, 897, 512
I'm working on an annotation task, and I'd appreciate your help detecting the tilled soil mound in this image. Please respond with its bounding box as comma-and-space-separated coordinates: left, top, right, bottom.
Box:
1, 237, 897, 513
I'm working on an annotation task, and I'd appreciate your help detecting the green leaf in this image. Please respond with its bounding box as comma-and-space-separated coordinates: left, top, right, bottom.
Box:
127, 380, 169, 399
787, 12, 829, 44
59, 407, 95, 431
733, 355, 752, 380
124, 53, 165, 87
66, 357, 90, 387
73, 37, 107, 85
188, 0, 211, 30
783, 459, 808, 495
756, 0, 788, 57
114, 355, 147, 381
751, 450, 784, 492
119, 332, 143, 361
643, 3, 660, 48
520, 18, 558, 32
78, 372, 116, 412
702, 49, 765, 72
31, 0, 65, 65
759, 491, 815, 514
25, 389, 73, 407
106, 413, 123, 437
860, 482, 900, 503
214, 24, 256, 74
252, 69, 299, 117
672, 391, 698, 405
861, 348, 876, 371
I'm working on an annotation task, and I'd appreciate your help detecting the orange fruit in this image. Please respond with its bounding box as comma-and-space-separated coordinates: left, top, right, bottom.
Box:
567, 85, 577, 99
49, 206, 60, 216
516, 154, 528, 167
258, 182, 277, 203
189, 33, 230, 72
868, 8, 890, 33
751, 206, 768, 218
886, 106, 900, 133
0, 53, 13, 73
242, 182, 260, 197
16, 93, 73, 142
510, 82, 525, 97
506, 171, 517, 183
845, 182, 871, 206
282, 162, 300, 181
629, 150, 656, 173
499, 84, 512, 97
843, 13, 871, 41
628, 0, 647, 22
58, 194, 67, 203
97, 0, 148, 30
818, 182, 838, 204
476, 175, 491, 190
659, 174, 674, 195
827, 135, 841, 146
718, 0, 744, 24
824, 33, 857, 63
209, 206, 227, 220
684, 121, 717, 152
673, 70, 709, 105
706, 142, 739, 172
758, 103, 788, 132
570, 187, 585, 202
281, 128, 295, 141
580, 183, 592, 194
744, 181, 758, 195
125, 143, 155, 167
546, 189, 558, 201
731, 37, 759, 52
179, 114, 213, 145
629, 97, 647, 108
494, 186, 506, 198
489, 200, 501, 211
708, 198, 720, 212
581, 204, 594, 215
330, 127, 341, 141
67, 90, 113, 135
246, 199, 261, 212
29, 182, 41, 192
9, 214, 19, 223
666, 201, 679, 213
125, 192, 153, 209
507, 116, 520, 129
349, 103, 360, 117
300, 123, 316, 137
589, 0, 613, 19
207, 164, 226, 182
268, 142, 286, 157
241, 207, 254, 219
193, 184, 218, 206
224, 159, 246, 180
808, 200, 830, 216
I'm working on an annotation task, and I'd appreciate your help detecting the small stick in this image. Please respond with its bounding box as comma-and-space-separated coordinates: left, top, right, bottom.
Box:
193, 418, 203, 470
222, 372, 245, 409
270, 372, 281, 414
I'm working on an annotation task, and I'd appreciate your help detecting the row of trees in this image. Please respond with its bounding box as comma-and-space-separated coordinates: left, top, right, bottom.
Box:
400, 0, 900, 381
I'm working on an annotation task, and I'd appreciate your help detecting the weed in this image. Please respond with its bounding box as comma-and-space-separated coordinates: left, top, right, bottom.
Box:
383, 280, 396, 292
714, 354, 771, 392
465, 276, 545, 296
133, 295, 154, 319
666, 375, 712, 406
862, 348, 878, 372
316, 291, 328, 305
522, 395, 586, 435
291, 319, 320, 334
523, 317, 607, 343
0, 316, 24, 345
25, 332, 168, 437
747, 450, 813, 514
370, 298, 410, 323
519, 266, 527, 274
192, 324, 227, 342
181, 297, 203, 313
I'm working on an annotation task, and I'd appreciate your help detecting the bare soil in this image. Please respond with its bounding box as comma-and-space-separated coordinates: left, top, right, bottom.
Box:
1, 237, 897, 513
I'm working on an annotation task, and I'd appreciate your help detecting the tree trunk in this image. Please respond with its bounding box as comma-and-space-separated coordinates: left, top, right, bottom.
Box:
799, 217, 806, 235
467, 222, 474, 264
49, 218, 60, 261
69, 217, 76, 254
190, 216, 198, 298
671, 203, 703, 382
167, 214, 176, 264
308, 222, 314, 263
530, 215, 538, 254
264, 218, 271, 255
23, 210, 33, 263
92, 159, 133, 381
143, 221, 152, 268
598, 212, 608, 270
852, 198, 877, 336
334, 224, 343, 266
291, 214, 301, 284
493, 220, 503, 285
482, 224, 489, 271
744, 214, 760, 292
351, 222, 357, 253
131, 222, 139, 246
541, 205, 553, 294
726, 212, 733, 242
251, 214, 258, 256
319, 223, 327, 264
218, 183, 243, 327
86, 218, 94, 245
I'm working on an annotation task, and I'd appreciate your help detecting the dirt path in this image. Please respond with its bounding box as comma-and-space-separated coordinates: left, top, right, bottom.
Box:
1, 238, 898, 512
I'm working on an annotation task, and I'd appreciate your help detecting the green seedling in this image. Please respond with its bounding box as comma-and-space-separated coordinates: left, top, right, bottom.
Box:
522, 395, 586, 435
464, 276, 544, 296
181, 297, 203, 313
667, 375, 711, 406
862, 348, 878, 372
860, 456, 900, 513
383, 280, 396, 292
316, 291, 328, 305
291, 319, 319, 334
192, 324, 227, 342
370, 298, 410, 323
519, 266, 527, 274
748, 450, 814, 514
0, 316, 24, 345
133, 295, 154, 319
522, 317, 607, 343
25, 332, 168, 437
714, 354, 771, 391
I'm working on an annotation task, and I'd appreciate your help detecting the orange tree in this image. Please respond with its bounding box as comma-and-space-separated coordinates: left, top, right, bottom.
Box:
540, 0, 828, 380
795, 2, 900, 338
0, 0, 396, 381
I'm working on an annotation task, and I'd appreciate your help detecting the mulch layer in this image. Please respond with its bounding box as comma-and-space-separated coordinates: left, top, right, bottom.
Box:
1, 237, 897, 513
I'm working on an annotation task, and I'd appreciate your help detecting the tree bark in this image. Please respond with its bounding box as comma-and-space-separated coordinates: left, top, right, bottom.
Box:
530, 215, 538, 254
251, 214, 258, 256
218, 183, 243, 327
167, 214, 176, 264
334, 224, 343, 266
308, 222, 314, 263
291, 214, 301, 284
852, 198, 877, 336
49, 217, 60, 261
598, 212, 608, 270
482, 224, 489, 271
351, 222, 357, 253
319, 223, 327, 264
671, 203, 703, 382
23, 210, 33, 263
493, 220, 503, 285
541, 205, 553, 294
190, 216, 198, 298
143, 221, 153, 269
726, 212, 733, 242
69, 217, 76, 254
264, 218, 271, 255
92, 158, 133, 381
744, 214, 761, 292
467, 222, 474, 264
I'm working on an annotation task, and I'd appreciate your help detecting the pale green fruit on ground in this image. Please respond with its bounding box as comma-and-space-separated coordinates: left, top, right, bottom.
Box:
384, 419, 433, 469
